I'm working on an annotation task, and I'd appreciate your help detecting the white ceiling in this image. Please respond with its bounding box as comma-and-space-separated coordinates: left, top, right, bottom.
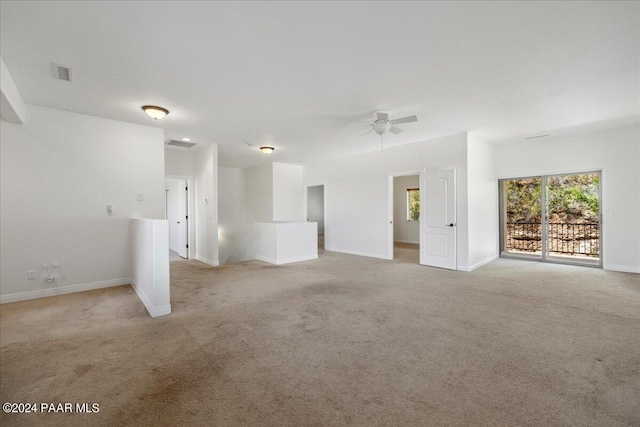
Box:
1, 1, 638, 168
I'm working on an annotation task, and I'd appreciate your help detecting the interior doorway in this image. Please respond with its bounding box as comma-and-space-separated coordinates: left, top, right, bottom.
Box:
307, 185, 325, 251
165, 178, 189, 259
388, 169, 457, 270
392, 174, 420, 263
499, 171, 601, 267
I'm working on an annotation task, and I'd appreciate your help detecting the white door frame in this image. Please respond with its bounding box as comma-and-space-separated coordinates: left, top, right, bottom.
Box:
387, 169, 425, 260
303, 182, 327, 250
166, 174, 195, 260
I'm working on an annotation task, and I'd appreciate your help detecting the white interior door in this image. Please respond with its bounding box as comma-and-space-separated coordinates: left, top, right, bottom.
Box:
177, 181, 188, 258
420, 169, 456, 269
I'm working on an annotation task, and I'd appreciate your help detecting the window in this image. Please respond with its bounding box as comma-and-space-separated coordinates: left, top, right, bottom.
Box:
407, 188, 420, 221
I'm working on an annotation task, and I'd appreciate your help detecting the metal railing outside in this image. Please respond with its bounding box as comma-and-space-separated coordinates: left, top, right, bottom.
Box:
505, 222, 599, 257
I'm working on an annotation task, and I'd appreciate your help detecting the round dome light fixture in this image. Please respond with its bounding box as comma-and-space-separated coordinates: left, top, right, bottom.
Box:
260, 146, 275, 155
141, 105, 169, 120
373, 120, 391, 135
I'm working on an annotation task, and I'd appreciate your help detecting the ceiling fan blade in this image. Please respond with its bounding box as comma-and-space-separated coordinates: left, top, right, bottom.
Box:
376, 111, 390, 121
389, 126, 404, 134
361, 127, 374, 136
391, 115, 418, 125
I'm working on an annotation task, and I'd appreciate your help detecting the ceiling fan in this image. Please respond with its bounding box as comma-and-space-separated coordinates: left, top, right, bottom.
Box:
356, 110, 418, 136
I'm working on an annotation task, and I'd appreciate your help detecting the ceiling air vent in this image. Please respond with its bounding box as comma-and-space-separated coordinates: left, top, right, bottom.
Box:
52, 64, 72, 82
165, 139, 196, 148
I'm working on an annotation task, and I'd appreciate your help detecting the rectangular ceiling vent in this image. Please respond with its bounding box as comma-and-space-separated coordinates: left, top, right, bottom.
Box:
52, 63, 72, 82
165, 139, 196, 149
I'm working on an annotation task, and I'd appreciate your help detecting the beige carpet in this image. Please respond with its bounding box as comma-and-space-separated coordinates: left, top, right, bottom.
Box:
1, 247, 639, 426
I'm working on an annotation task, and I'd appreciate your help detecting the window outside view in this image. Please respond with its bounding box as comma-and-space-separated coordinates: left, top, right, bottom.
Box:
503, 172, 600, 263
407, 189, 420, 221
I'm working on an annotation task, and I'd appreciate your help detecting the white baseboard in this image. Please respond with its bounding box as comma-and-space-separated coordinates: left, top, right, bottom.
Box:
196, 256, 219, 267
0, 277, 131, 304
130, 279, 172, 318
276, 254, 318, 265
394, 240, 419, 245
604, 264, 640, 274
326, 247, 391, 260
256, 254, 318, 265
458, 255, 499, 272
255, 255, 277, 264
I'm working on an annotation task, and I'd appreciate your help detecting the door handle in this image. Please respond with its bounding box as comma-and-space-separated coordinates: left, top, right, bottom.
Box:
177, 221, 180, 224
448, 223, 455, 227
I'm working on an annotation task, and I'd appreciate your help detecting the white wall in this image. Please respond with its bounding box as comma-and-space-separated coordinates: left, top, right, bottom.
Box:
494, 125, 640, 273
393, 175, 420, 244
131, 218, 171, 317
0, 57, 25, 124
165, 149, 196, 177
0, 105, 165, 302
245, 162, 273, 224
224, 162, 304, 264
194, 144, 219, 266
304, 133, 469, 265
273, 162, 303, 221
466, 134, 498, 270
307, 185, 325, 234
218, 167, 247, 264
250, 222, 318, 265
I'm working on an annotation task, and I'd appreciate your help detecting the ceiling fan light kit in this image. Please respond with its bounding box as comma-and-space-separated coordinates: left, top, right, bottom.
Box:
360, 110, 418, 137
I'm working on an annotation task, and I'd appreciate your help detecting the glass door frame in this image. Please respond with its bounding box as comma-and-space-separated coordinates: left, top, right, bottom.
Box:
499, 170, 603, 268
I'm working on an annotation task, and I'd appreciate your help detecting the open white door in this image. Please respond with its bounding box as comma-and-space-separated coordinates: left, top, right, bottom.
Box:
177, 181, 188, 258
420, 169, 456, 270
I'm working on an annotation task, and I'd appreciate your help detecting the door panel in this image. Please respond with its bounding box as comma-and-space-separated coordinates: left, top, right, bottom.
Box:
420, 169, 456, 270
177, 181, 188, 259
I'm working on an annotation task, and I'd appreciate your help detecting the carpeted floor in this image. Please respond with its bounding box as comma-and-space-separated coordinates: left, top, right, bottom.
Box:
1, 247, 639, 426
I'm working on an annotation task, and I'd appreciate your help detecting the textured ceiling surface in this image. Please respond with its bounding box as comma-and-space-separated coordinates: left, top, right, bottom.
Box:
1, 1, 638, 167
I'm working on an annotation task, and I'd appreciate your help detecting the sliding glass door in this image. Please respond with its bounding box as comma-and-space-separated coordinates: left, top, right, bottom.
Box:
500, 171, 601, 267
500, 177, 543, 259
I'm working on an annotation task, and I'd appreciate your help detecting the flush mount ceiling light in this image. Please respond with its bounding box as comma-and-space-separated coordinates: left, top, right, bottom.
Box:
141, 105, 169, 120
260, 146, 275, 155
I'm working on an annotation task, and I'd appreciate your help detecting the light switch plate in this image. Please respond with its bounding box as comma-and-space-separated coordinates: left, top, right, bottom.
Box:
27, 270, 36, 280
137, 193, 144, 201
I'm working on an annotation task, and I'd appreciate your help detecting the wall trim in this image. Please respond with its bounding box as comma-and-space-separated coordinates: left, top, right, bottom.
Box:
0, 277, 131, 304
276, 254, 318, 265
604, 264, 640, 274
255, 255, 278, 264
131, 278, 172, 317
326, 247, 391, 260
256, 254, 319, 265
457, 254, 499, 272
196, 256, 219, 267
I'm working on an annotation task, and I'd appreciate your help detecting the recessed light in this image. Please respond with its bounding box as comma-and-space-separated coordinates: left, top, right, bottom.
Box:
182, 138, 191, 142
246, 142, 253, 146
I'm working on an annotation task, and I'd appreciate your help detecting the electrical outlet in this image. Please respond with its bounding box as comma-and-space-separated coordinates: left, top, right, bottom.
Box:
27, 270, 36, 280
137, 193, 144, 201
